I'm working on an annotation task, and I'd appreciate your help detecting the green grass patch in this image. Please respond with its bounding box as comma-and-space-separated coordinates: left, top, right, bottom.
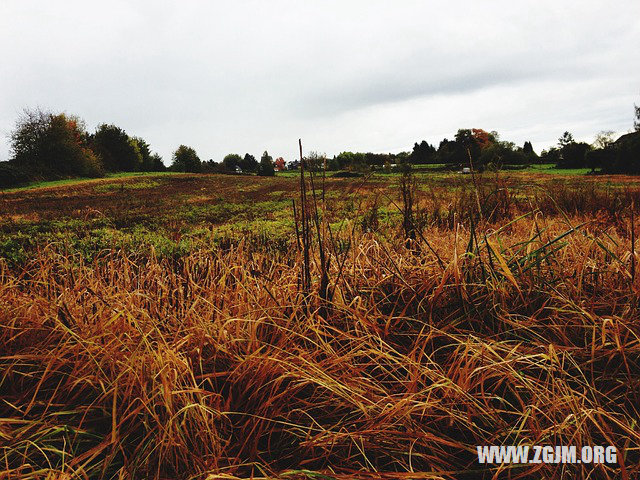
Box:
524, 164, 591, 175
2, 171, 184, 193
94, 180, 162, 192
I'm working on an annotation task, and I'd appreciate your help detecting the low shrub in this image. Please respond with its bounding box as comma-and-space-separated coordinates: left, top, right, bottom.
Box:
0, 162, 32, 189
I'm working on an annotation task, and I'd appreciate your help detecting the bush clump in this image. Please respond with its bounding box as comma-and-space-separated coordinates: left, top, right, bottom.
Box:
0, 162, 31, 188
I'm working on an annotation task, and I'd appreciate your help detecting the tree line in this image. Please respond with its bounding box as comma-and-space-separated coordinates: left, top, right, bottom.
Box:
328, 128, 538, 173
540, 126, 640, 174
0, 109, 282, 188
328, 103, 640, 174
181, 150, 279, 177
2, 103, 639, 188
0, 109, 166, 188
531, 104, 640, 173
0, 110, 284, 188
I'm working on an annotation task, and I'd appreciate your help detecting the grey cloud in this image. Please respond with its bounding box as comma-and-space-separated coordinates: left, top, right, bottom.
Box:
1, 0, 639, 163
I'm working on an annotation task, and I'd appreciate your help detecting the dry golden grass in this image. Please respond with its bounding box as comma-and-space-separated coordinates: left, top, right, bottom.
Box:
1, 172, 640, 479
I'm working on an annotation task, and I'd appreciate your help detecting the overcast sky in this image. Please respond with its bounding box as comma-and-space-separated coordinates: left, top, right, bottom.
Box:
1, 1, 639, 164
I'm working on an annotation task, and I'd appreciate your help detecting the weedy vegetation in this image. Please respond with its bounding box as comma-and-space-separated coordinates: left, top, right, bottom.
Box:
1, 166, 640, 479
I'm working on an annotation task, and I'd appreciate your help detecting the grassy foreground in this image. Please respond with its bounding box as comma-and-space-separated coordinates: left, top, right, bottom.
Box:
1, 171, 640, 479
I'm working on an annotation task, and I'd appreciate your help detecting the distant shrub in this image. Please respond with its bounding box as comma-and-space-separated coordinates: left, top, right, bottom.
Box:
0, 162, 31, 189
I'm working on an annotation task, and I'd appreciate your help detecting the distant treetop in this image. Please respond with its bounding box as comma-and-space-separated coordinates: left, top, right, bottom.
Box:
171, 145, 201, 173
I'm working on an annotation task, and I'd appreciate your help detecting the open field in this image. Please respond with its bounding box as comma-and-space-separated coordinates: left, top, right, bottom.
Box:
2, 170, 640, 479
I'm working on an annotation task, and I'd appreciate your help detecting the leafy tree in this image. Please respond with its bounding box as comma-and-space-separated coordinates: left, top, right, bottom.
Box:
9, 109, 103, 178
327, 156, 340, 170
479, 140, 530, 167
91, 124, 142, 172
47, 114, 104, 176
239, 153, 258, 173
287, 159, 300, 170
171, 145, 201, 173
304, 152, 328, 171
440, 129, 483, 167
601, 132, 640, 174
335, 151, 366, 170
275, 157, 286, 171
364, 152, 389, 168
9, 109, 51, 171
454, 129, 475, 152
540, 147, 561, 165
436, 138, 460, 165
129, 139, 142, 169
557, 142, 590, 169
222, 154, 242, 172
0, 162, 31, 188
434, 130, 534, 168
585, 148, 612, 173
471, 128, 495, 150
395, 151, 411, 165
553, 131, 590, 168
635, 103, 640, 132
329, 151, 411, 171
201, 159, 219, 173
619, 132, 640, 173
436, 130, 479, 166
258, 151, 275, 176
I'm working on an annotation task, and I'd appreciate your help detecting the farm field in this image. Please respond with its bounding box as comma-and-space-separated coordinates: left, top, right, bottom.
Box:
2, 170, 640, 479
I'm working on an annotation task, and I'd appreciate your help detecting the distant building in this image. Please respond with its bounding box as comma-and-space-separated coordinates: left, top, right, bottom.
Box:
461, 167, 471, 174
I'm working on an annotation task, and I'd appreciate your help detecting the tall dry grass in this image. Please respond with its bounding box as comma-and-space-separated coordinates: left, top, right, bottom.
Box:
2, 174, 640, 479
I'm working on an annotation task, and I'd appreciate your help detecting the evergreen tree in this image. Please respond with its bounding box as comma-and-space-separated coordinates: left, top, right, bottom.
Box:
558, 131, 575, 148
523, 141, 534, 155
240, 153, 258, 173
150, 153, 165, 171
132, 137, 155, 172
410, 140, 436, 164
258, 151, 275, 176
